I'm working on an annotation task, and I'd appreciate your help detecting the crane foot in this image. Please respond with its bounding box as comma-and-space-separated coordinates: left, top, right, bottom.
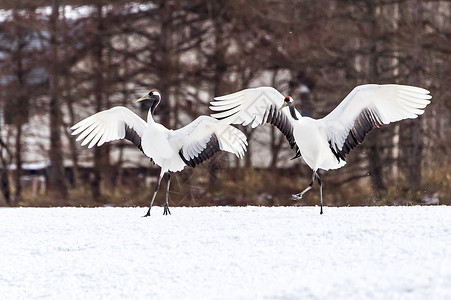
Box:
163, 204, 171, 215
290, 194, 303, 201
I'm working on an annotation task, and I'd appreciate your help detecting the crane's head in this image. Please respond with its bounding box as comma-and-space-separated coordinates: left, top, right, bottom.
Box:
136, 90, 161, 114
279, 96, 294, 111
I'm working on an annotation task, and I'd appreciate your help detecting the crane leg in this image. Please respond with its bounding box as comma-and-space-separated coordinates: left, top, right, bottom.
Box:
315, 172, 323, 215
143, 172, 164, 217
163, 173, 171, 215
290, 172, 316, 201
291, 171, 324, 214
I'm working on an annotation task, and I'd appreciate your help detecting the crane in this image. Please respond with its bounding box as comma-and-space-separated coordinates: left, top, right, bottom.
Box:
210, 84, 431, 214
72, 90, 247, 216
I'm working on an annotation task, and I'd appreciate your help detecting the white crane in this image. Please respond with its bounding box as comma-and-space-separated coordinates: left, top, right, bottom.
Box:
71, 90, 247, 216
210, 84, 431, 214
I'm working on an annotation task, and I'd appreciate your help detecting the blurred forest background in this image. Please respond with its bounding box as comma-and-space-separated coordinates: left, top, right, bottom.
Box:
0, 0, 450, 208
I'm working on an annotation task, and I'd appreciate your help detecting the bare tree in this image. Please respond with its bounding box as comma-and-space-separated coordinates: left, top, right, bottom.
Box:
0, 8, 39, 203
48, 0, 69, 203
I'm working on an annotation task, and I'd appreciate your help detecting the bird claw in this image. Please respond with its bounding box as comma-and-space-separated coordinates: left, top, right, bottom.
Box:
163, 204, 171, 215
290, 194, 302, 201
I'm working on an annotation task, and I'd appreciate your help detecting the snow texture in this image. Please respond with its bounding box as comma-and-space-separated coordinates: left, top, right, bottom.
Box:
1, 206, 450, 299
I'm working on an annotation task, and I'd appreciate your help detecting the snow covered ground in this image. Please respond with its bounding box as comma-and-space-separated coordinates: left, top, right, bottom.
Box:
1, 206, 450, 299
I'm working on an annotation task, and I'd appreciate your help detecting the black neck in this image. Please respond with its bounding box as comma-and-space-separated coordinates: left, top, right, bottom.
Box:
150, 100, 159, 114
289, 106, 299, 120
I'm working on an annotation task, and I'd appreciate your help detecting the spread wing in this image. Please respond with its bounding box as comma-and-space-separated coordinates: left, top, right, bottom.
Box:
321, 84, 431, 161
210, 87, 299, 154
170, 116, 247, 168
71, 106, 147, 152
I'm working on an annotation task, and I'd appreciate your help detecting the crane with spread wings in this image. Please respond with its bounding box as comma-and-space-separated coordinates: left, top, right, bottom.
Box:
72, 90, 247, 216
210, 85, 431, 214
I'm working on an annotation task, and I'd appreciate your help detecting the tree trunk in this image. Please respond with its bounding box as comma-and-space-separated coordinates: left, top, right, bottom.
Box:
0, 137, 12, 205
409, 0, 423, 196
156, 1, 172, 128
365, 1, 386, 199
48, 0, 68, 204
208, 7, 229, 187
90, 2, 111, 202
14, 124, 22, 203
9, 13, 28, 204
64, 79, 80, 188
398, 0, 424, 200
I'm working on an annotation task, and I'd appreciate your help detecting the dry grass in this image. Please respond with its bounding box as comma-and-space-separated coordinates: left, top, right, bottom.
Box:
7, 165, 450, 208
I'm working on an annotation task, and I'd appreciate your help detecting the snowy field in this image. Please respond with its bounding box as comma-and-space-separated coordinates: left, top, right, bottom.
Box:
1, 206, 450, 299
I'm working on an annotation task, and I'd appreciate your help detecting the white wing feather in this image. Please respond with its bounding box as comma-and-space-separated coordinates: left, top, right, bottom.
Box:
321, 84, 431, 152
170, 116, 247, 162
210, 86, 299, 128
71, 106, 147, 149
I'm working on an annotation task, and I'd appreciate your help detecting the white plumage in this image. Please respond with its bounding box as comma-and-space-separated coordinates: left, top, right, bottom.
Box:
210, 84, 431, 214
72, 106, 147, 149
72, 90, 247, 216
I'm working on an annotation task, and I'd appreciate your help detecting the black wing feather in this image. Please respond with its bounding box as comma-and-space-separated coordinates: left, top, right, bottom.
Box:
329, 108, 383, 162
265, 104, 297, 151
179, 134, 221, 168
125, 125, 144, 153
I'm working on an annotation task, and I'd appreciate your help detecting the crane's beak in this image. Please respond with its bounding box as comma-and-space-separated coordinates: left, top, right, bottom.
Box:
136, 95, 150, 102
279, 102, 288, 111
